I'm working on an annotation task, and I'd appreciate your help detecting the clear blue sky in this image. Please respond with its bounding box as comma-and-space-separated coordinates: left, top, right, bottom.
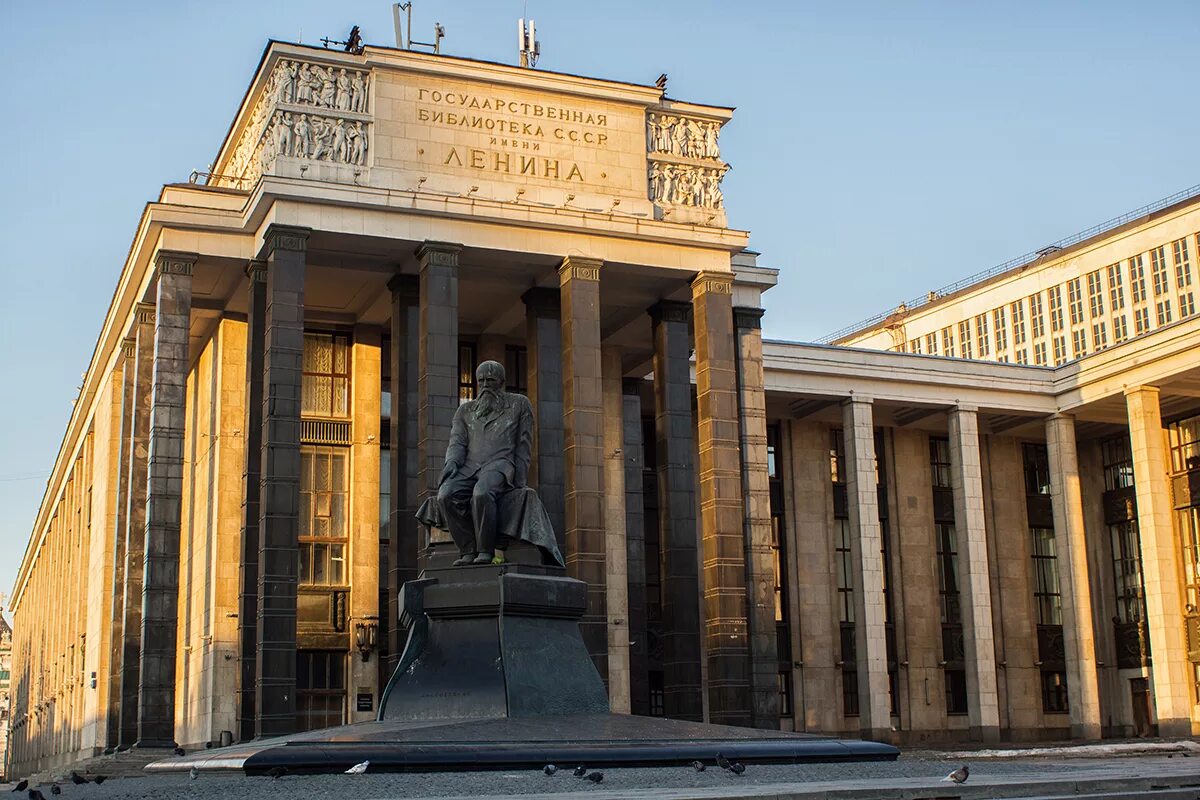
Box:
1, 0, 1198, 601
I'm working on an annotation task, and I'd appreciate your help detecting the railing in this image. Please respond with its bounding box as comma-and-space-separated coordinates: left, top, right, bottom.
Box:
817, 182, 1200, 344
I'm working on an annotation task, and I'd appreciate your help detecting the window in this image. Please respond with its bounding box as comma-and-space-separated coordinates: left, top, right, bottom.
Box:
1031, 528, 1062, 625
958, 320, 973, 359
1110, 520, 1146, 624
1151, 246, 1170, 297
1048, 285, 1065, 332
925, 332, 938, 356
1034, 341, 1048, 366
1014, 347, 1028, 364
842, 669, 860, 717
1086, 270, 1104, 318
929, 437, 951, 489
1102, 436, 1134, 490
975, 313, 991, 357
1168, 416, 1200, 474
297, 650, 346, 732
778, 671, 794, 717
1130, 254, 1147, 303
1042, 671, 1069, 714
1156, 298, 1173, 326
1134, 307, 1151, 335
993, 307, 1008, 353
945, 669, 968, 715
1067, 278, 1084, 325
1107, 263, 1125, 311
936, 524, 959, 626
1071, 329, 1087, 359
1113, 315, 1129, 343
648, 671, 665, 716
300, 446, 348, 586
1181, 293, 1196, 318
941, 326, 955, 358
1179, 508, 1200, 621
835, 518, 854, 624
1174, 237, 1193, 288
1028, 293, 1045, 339
1052, 335, 1067, 365
302, 333, 351, 418
829, 429, 844, 484
458, 343, 477, 402
1022, 443, 1051, 495
504, 345, 528, 395
1011, 299, 1027, 345
1092, 321, 1107, 350
908, 337, 922, 354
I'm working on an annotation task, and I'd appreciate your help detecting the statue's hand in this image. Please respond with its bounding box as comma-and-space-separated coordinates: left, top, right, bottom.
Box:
439, 461, 458, 487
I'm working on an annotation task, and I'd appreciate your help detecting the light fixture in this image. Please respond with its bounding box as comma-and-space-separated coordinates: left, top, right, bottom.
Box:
355, 619, 379, 662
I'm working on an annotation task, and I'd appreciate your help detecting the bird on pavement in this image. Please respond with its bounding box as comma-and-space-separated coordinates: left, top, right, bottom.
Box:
91, 777, 107, 786
691, 760, 706, 772
943, 765, 969, 784
715, 753, 732, 771
11, 780, 27, 792
173, 747, 185, 756
729, 762, 746, 776
189, 768, 199, 781
68, 773, 87, 786
586, 772, 603, 783
572, 765, 587, 777
542, 764, 557, 776
344, 760, 370, 775
267, 766, 287, 781
27, 790, 45, 800
48, 787, 60, 797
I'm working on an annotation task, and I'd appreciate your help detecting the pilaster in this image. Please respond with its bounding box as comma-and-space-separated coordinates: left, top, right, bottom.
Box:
621, 378, 649, 716
948, 405, 1001, 742
1045, 413, 1102, 739
387, 274, 419, 671
136, 250, 196, 748
1124, 386, 1192, 736
237, 259, 266, 743
650, 299, 703, 721
842, 397, 891, 741
350, 327, 382, 720
106, 336, 135, 749
256, 225, 308, 739
733, 306, 780, 730
602, 345, 631, 712
559, 256, 608, 681
523, 287, 566, 550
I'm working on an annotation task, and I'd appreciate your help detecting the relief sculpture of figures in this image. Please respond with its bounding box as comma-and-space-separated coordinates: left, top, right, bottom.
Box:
350, 71, 367, 112
335, 68, 351, 111
296, 63, 314, 104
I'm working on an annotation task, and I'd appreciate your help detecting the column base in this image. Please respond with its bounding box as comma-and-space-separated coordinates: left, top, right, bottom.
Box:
969, 725, 1001, 744
1069, 722, 1102, 741
860, 726, 895, 744
134, 739, 177, 750
1157, 717, 1194, 738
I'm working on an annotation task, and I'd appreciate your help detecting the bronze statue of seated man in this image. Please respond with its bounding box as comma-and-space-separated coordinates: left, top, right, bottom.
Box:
415, 360, 563, 568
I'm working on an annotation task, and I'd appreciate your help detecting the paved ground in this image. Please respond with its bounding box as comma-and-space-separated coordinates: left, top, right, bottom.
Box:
5, 748, 1200, 800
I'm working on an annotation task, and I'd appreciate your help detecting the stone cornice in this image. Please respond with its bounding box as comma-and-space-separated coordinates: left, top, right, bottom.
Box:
649, 300, 692, 325
559, 256, 602, 282
521, 287, 561, 318
263, 224, 311, 255
245, 258, 267, 283
155, 250, 197, 277
415, 241, 462, 268
732, 306, 765, 330
135, 302, 156, 326
691, 270, 734, 298
387, 273, 419, 297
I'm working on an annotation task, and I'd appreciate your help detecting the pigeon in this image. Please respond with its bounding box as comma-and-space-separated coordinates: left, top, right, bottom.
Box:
189, 768, 199, 781
691, 760, 706, 772
344, 760, 370, 775
267, 766, 288, 781
115, 745, 131, 753
27, 791, 45, 800
542, 764, 557, 776
173, 746, 186, 756
48, 787, 60, 797
92, 777, 107, 786
68, 773, 87, 786
715, 752, 732, 771
943, 765, 969, 784
573, 765, 588, 777
11, 780, 27, 792
586, 772, 603, 783
205, 742, 214, 749
729, 762, 746, 776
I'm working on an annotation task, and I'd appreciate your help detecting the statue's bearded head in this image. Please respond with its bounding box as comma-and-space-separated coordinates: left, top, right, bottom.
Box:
475, 360, 506, 415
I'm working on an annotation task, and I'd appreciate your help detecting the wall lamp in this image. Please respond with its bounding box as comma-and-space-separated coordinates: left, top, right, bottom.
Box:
355, 619, 379, 662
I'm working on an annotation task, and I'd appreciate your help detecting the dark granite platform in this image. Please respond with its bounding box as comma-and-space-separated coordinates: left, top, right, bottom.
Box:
147, 713, 898, 774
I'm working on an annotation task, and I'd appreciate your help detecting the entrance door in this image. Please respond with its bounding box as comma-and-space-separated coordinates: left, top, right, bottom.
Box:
1130, 677, 1152, 737
297, 649, 347, 732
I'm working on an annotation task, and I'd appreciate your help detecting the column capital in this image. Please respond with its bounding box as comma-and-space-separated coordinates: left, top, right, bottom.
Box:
154, 250, 197, 277
648, 299, 692, 325
135, 302, 156, 326
522, 286, 561, 318
245, 259, 267, 283
263, 224, 311, 255
1124, 384, 1161, 399
841, 395, 874, 408
732, 306, 765, 330
952, 403, 979, 415
1047, 411, 1075, 424
559, 255, 602, 282
414, 240, 462, 268
622, 377, 645, 397
387, 273, 419, 297
121, 337, 136, 359
690, 270, 734, 299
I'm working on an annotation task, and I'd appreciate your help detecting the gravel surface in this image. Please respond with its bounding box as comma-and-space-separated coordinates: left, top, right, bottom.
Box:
0, 755, 1149, 800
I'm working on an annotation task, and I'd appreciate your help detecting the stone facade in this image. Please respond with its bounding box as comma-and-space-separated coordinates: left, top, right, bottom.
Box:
9, 37, 1200, 780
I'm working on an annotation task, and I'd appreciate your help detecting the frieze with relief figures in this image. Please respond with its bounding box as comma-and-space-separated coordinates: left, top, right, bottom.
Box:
645, 111, 728, 217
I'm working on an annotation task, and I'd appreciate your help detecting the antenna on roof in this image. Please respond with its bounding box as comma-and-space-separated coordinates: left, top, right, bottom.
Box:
395, 2, 446, 53
518, 18, 540, 68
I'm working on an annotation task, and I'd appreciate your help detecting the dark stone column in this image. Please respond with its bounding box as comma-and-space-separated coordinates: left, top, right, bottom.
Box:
237, 259, 267, 743
522, 287, 565, 551
105, 337, 135, 749
692, 271, 750, 727
118, 303, 154, 747
649, 300, 703, 721
388, 274, 419, 667
558, 257, 608, 681
733, 306, 781, 730
136, 251, 196, 748
622, 378, 650, 716
256, 225, 309, 739
416, 242, 461, 564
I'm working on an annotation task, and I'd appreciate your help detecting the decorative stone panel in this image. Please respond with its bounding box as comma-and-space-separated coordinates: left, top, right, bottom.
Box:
646, 109, 729, 226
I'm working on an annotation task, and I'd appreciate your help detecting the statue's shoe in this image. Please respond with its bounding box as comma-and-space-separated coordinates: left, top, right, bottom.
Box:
471, 553, 494, 564
452, 553, 477, 566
